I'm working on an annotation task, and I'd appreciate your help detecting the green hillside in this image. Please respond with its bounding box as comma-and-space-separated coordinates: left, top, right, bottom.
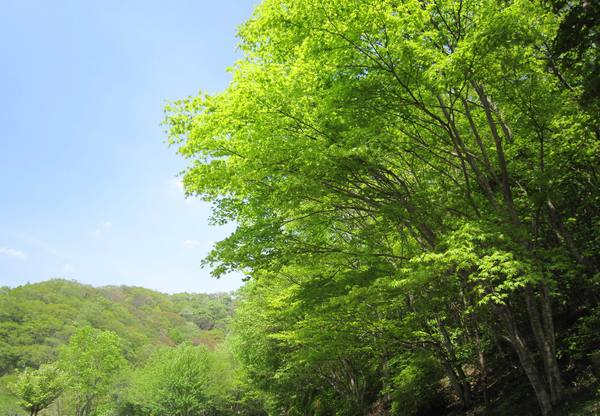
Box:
0, 280, 239, 416
0, 279, 234, 374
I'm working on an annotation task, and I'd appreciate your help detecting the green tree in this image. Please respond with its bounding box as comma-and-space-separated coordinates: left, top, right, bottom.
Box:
58, 327, 126, 416
166, 0, 600, 414
9, 364, 64, 416
128, 343, 229, 416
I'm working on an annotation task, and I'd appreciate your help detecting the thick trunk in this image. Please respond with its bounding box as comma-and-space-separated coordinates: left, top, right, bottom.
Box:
499, 306, 553, 416
441, 360, 471, 409
525, 285, 563, 404
455, 364, 471, 408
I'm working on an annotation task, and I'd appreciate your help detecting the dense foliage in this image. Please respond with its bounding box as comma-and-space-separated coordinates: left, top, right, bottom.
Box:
58, 327, 126, 416
9, 364, 64, 416
164, 0, 600, 414
128, 344, 234, 415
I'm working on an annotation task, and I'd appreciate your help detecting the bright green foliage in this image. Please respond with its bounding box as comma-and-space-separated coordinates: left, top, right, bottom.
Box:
232, 277, 389, 414
128, 343, 229, 416
166, 0, 600, 414
1, 0, 599, 414
58, 327, 126, 416
9, 364, 64, 416
171, 292, 235, 330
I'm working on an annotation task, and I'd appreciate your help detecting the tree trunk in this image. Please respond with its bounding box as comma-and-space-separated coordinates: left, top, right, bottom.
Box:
441, 360, 471, 409
472, 82, 520, 224
525, 285, 563, 404
473, 325, 489, 407
538, 283, 565, 402
436, 319, 471, 408
499, 306, 553, 416
546, 199, 589, 271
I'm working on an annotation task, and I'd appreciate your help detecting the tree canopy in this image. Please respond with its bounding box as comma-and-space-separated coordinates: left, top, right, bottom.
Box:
9, 364, 64, 416
165, 0, 600, 414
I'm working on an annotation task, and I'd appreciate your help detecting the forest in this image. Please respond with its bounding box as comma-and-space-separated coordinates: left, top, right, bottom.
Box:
3, 0, 600, 414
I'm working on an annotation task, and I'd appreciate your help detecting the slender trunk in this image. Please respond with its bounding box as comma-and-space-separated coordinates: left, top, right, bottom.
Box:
546, 199, 594, 273
441, 359, 471, 408
471, 82, 564, 412
438, 95, 499, 211
436, 318, 471, 408
539, 282, 565, 401
381, 347, 392, 406
459, 271, 490, 408
472, 82, 520, 223
539, 283, 556, 357
461, 96, 498, 185
472, 322, 489, 407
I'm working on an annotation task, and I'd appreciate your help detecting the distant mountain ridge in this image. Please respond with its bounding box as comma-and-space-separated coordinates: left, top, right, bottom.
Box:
0, 279, 235, 375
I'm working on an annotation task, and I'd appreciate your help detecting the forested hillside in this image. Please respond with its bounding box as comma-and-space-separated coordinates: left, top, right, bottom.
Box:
0, 280, 237, 415
0, 280, 234, 373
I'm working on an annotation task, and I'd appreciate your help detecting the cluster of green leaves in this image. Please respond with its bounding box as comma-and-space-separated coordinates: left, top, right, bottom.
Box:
7, 327, 232, 416
9, 364, 64, 416
171, 292, 235, 330
57, 327, 126, 416
6, 327, 125, 416
3, 0, 599, 414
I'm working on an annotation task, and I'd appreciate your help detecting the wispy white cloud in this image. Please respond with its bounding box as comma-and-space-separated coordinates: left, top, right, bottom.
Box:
183, 239, 201, 249
62, 263, 75, 273
92, 220, 113, 237
183, 239, 215, 250
2, 230, 70, 260
0, 246, 26, 260
169, 178, 184, 190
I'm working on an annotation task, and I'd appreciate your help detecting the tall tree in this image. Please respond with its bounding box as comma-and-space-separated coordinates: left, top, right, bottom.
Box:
167, 0, 600, 414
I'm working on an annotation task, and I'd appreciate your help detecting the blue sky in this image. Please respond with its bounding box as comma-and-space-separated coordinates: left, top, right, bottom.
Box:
0, 0, 257, 293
